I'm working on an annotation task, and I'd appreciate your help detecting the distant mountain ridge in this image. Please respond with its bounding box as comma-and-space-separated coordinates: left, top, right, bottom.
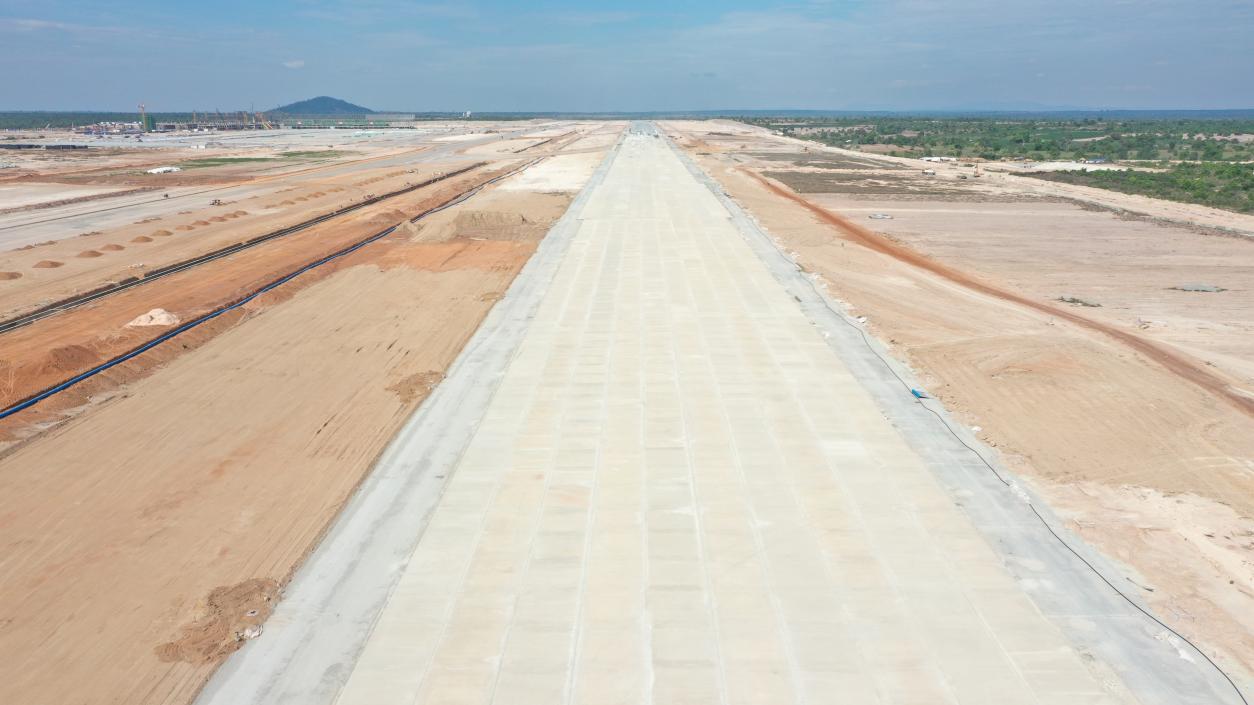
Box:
272, 96, 374, 115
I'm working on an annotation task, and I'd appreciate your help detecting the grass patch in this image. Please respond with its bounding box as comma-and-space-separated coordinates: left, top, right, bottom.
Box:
179, 156, 276, 169
763, 170, 964, 196
1019, 162, 1254, 214
279, 150, 351, 159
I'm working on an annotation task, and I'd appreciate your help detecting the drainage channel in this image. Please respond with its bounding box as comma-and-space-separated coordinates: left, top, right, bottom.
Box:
0, 162, 487, 336
0, 158, 541, 421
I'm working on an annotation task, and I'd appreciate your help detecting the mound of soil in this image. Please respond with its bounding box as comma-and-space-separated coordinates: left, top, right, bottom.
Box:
126, 308, 180, 328
152, 229, 173, 237
154, 578, 280, 665
192, 220, 210, 226
33, 260, 64, 268
175, 225, 194, 232
0, 271, 22, 280
42, 344, 99, 373
386, 370, 446, 404
101, 244, 125, 252
77, 250, 103, 258
131, 236, 154, 243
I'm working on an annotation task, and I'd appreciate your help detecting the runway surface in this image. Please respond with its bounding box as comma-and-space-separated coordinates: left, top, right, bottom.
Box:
198, 125, 1241, 705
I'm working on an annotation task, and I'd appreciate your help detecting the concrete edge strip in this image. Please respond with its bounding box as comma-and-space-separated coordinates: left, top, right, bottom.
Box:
194, 130, 627, 705
660, 125, 1245, 705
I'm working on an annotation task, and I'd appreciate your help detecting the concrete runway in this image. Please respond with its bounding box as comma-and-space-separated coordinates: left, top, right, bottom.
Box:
198, 124, 1242, 705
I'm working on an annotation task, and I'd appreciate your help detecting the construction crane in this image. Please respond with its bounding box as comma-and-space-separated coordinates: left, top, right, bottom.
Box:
138, 102, 150, 132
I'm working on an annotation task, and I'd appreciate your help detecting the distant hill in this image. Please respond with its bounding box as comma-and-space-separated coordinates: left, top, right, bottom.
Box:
272, 96, 374, 115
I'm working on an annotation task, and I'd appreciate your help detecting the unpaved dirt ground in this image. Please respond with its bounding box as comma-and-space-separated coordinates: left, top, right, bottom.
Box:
662, 119, 1254, 684
0, 121, 560, 255
0, 164, 508, 431
0, 182, 135, 210
0, 161, 456, 319
0, 122, 621, 705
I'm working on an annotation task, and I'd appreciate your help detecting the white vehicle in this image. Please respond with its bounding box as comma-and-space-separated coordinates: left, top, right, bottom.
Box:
146, 166, 182, 174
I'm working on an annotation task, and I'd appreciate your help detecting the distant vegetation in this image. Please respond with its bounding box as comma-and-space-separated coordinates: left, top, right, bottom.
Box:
1020, 163, 1254, 214
0, 112, 198, 129
742, 116, 1254, 162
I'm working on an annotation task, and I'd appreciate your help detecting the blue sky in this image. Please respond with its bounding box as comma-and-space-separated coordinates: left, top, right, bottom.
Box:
1, 0, 1251, 111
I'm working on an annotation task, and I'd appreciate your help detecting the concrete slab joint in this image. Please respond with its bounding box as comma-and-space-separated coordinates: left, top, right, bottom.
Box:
197, 123, 1243, 705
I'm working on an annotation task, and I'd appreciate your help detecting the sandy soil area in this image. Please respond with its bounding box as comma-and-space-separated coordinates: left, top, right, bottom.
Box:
499, 152, 602, 192
803, 196, 1254, 387
464, 137, 550, 156
733, 123, 1254, 237
0, 165, 506, 435
0, 122, 562, 254
0, 182, 133, 210
998, 160, 1158, 173
433, 133, 494, 142
0, 186, 582, 705
0, 162, 462, 319
662, 120, 1254, 683
0, 123, 622, 705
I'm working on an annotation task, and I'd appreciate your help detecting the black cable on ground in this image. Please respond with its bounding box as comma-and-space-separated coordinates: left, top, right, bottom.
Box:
0, 163, 487, 335
0, 158, 542, 422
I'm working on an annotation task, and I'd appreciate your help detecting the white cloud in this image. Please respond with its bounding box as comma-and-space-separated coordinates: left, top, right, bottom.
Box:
283, 59, 305, 69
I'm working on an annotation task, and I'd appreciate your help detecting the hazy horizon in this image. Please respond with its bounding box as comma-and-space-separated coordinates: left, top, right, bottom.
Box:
2, 0, 1252, 112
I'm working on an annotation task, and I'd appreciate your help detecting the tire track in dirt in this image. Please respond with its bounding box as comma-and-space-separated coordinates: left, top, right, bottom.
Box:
742, 167, 1254, 420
